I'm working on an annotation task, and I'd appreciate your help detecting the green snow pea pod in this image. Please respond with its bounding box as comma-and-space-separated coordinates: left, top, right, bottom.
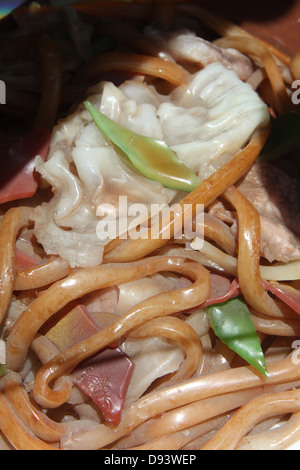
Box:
259, 111, 300, 162
84, 101, 201, 192
207, 297, 269, 378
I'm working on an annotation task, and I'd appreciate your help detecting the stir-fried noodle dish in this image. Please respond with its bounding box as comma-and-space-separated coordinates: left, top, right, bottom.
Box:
0, 0, 300, 450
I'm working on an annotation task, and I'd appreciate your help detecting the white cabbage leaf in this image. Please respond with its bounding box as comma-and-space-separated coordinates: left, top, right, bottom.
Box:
33, 63, 269, 267
120, 336, 184, 404
115, 274, 175, 315
116, 274, 184, 402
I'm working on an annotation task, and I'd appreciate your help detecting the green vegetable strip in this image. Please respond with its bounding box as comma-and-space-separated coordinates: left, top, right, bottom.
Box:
259, 112, 300, 162
0, 364, 7, 377
84, 101, 201, 192
207, 297, 269, 378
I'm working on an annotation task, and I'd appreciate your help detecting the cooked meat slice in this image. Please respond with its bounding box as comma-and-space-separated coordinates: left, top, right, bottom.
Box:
209, 162, 300, 263
259, 216, 300, 263
237, 162, 300, 238
237, 162, 300, 263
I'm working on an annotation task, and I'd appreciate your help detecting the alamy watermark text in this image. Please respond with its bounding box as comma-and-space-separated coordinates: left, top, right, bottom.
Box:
292, 80, 300, 105
0, 80, 6, 104
96, 196, 204, 245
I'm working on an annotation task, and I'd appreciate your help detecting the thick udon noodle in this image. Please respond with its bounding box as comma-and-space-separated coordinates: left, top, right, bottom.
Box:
0, 1, 299, 451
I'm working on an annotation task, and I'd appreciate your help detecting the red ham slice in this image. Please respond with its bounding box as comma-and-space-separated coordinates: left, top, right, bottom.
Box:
14, 248, 41, 269
45, 304, 134, 426
0, 128, 50, 204
263, 280, 300, 315
73, 348, 134, 426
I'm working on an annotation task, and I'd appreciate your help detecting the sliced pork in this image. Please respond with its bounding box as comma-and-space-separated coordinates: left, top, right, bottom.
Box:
209, 161, 300, 263
145, 28, 254, 81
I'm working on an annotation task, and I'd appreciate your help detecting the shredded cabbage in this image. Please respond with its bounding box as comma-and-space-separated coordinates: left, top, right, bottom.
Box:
34, 63, 269, 267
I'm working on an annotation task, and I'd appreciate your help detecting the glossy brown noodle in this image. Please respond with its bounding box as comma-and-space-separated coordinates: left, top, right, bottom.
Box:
214, 36, 291, 114
103, 125, 270, 262
223, 186, 282, 318
0, 207, 34, 323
